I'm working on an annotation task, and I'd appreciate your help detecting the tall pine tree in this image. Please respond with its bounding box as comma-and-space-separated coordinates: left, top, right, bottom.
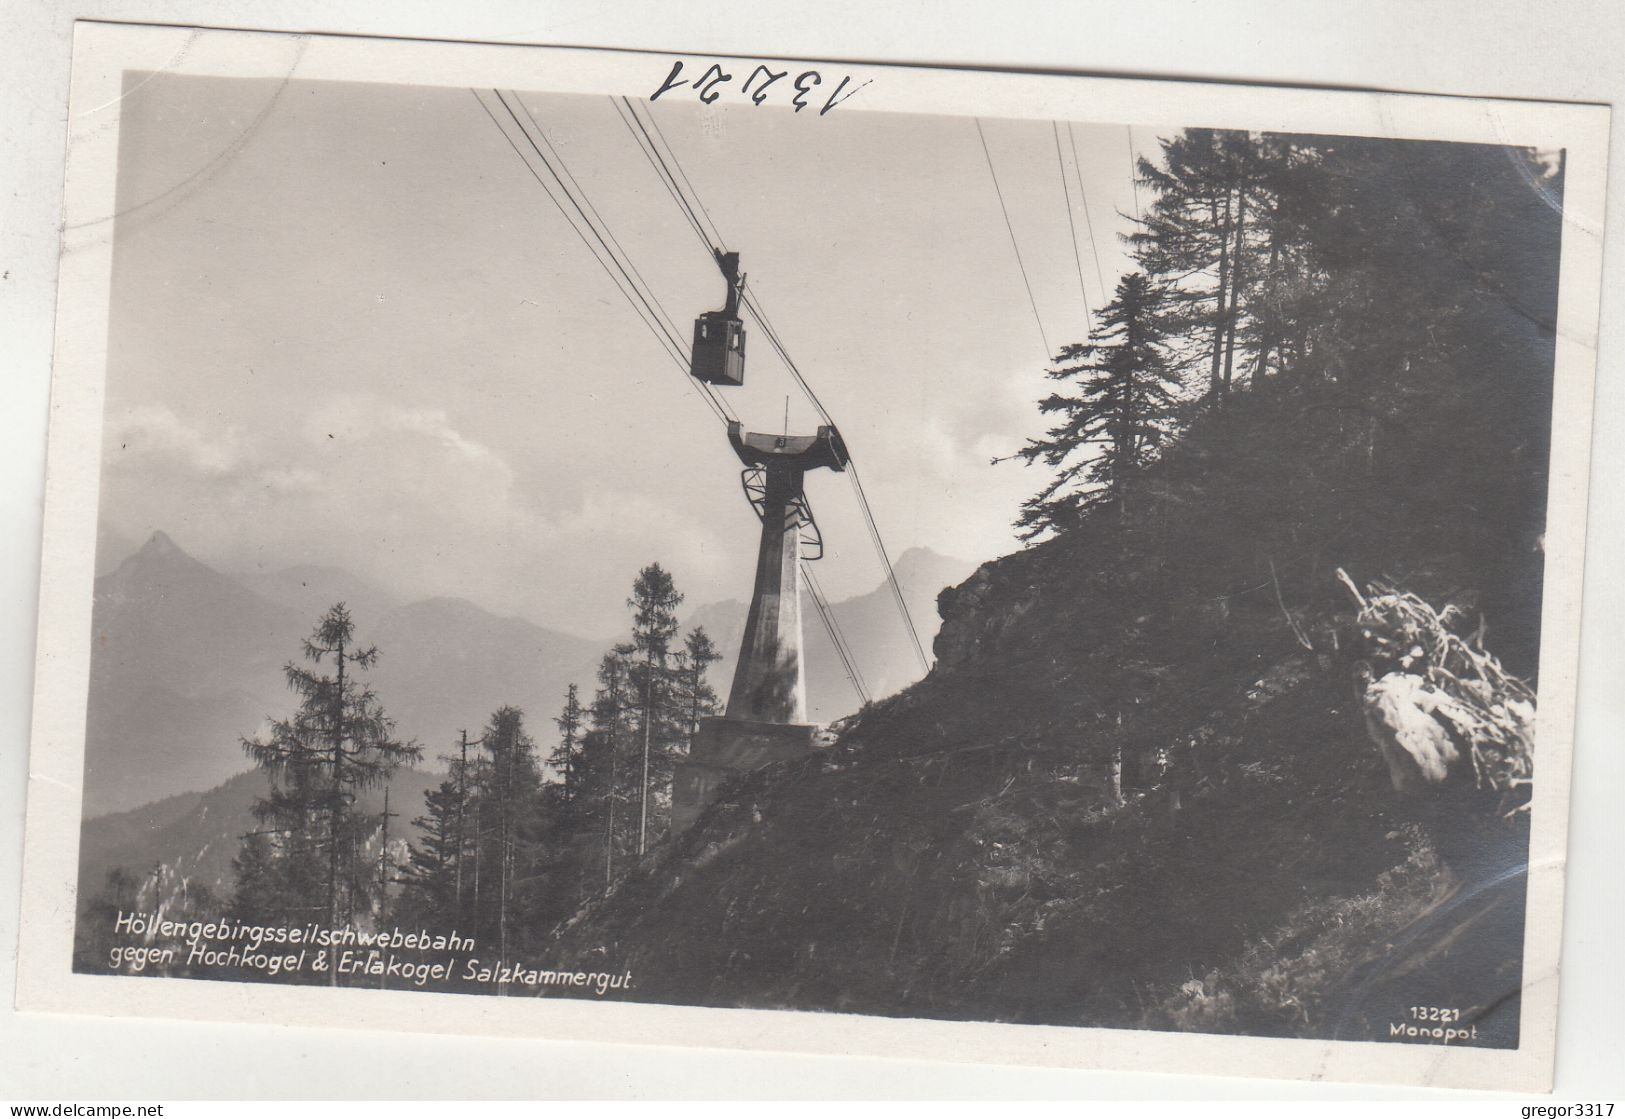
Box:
1131, 129, 1273, 403
627, 564, 683, 857
550, 684, 585, 811
587, 643, 637, 885
473, 705, 541, 961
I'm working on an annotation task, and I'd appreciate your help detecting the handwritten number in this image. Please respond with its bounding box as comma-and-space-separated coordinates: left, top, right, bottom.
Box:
742, 65, 787, 106
652, 59, 868, 114
695, 64, 733, 105
650, 60, 688, 101
792, 71, 822, 112
820, 76, 872, 116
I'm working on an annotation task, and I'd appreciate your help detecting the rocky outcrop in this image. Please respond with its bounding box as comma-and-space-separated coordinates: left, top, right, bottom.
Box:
549, 385, 1542, 1048
933, 558, 1043, 671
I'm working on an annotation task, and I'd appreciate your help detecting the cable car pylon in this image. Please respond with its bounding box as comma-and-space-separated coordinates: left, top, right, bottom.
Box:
672, 254, 851, 834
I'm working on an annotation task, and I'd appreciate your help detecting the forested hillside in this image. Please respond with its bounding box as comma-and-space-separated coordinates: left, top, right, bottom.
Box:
548, 132, 1560, 1043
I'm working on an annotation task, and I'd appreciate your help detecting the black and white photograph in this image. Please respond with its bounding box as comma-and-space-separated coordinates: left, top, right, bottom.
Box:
13, 21, 1609, 1094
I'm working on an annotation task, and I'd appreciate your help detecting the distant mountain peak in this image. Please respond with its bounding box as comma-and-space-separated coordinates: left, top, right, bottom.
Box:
108, 529, 214, 583
141, 529, 183, 557
895, 544, 965, 568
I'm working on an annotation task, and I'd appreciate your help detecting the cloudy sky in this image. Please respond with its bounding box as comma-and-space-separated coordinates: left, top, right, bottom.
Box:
99, 71, 1143, 638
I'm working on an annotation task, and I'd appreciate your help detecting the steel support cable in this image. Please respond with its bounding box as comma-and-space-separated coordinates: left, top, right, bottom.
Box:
610, 102, 845, 447
505, 93, 738, 424
738, 289, 835, 427
737, 289, 929, 670
801, 561, 870, 707
1053, 120, 1094, 338
610, 96, 717, 258
844, 465, 931, 674
603, 96, 743, 424
638, 101, 729, 252
617, 96, 724, 261
474, 89, 732, 427
974, 117, 1052, 361
512, 92, 686, 343
614, 95, 843, 442
494, 89, 695, 371
1067, 122, 1111, 307
803, 562, 864, 698
473, 90, 687, 372
801, 557, 857, 684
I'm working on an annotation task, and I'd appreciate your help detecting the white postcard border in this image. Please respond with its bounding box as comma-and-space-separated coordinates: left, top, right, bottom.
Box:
16, 20, 1611, 1094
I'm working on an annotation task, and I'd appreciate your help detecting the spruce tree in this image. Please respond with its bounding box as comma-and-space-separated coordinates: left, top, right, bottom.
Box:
473, 705, 540, 961
628, 565, 683, 856
677, 627, 722, 736
395, 779, 465, 933
586, 643, 637, 884
550, 684, 585, 810
235, 604, 420, 980
1130, 129, 1272, 402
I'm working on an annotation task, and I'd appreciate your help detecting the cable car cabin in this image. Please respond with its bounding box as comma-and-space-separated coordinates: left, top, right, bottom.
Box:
691, 249, 747, 387
692, 311, 746, 386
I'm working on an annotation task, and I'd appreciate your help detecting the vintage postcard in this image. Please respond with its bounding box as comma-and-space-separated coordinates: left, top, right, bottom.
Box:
17, 21, 1608, 1092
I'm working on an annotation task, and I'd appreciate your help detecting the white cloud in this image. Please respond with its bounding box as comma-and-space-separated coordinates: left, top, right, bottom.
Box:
105, 404, 244, 477
97, 394, 757, 631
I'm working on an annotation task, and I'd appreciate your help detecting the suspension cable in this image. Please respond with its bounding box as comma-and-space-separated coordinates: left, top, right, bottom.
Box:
518, 93, 740, 424
1068, 122, 1111, 305
617, 97, 723, 260
474, 89, 682, 370
1053, 120, 1093, 339
611, 96, 716, 258
640, 103, 729, 253
473, 88, 734, 427
494, 90, 690, 368
739, 290, 931, 674
974, 118, 1051, 361
513, 94, 685, 343
802, 561, 870, 707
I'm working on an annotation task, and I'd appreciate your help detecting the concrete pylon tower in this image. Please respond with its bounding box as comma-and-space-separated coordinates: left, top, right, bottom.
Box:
671, 421, 848, 832
725, 421, 848, 722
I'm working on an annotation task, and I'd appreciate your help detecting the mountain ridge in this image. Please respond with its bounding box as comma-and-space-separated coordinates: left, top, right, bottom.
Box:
82, 532, 605, 817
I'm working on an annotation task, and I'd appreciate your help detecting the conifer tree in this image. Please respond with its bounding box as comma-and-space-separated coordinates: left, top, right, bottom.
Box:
443, 730, 481, 921
473, 705, 540, 961
628, 565, 683, 856
234, 604, 420, 980
229, 832, 303, 923
1130, 129, 1272, 403
677, 627, 723, 736
585, 643, 637, 884
550, 684, 585, 810
395, 779, 465, 933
